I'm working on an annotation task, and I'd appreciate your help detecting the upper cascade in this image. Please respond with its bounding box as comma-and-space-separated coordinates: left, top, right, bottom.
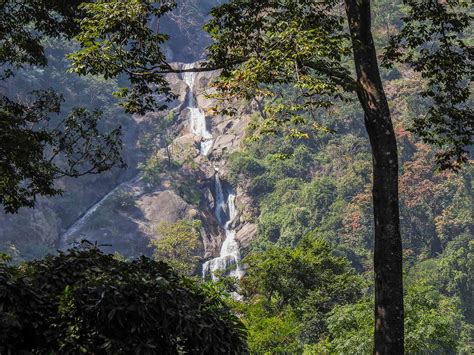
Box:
182, 63, 213, 156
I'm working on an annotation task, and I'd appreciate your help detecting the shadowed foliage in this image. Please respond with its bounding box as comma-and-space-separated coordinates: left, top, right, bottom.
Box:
0, 244, 247, 354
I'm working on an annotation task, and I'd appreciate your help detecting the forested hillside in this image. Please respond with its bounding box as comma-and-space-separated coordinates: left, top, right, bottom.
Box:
222, 2, 473, 351
227, 63, 473, 353
0, 0, 472, 353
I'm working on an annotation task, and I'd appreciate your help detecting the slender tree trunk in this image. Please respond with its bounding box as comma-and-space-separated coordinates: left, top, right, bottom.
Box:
166, 144, 172, 166
344, 1, 404, 353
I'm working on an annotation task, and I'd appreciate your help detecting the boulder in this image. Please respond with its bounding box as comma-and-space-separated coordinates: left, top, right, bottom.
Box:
235, 223, 257, 250
137, 190, 197, 233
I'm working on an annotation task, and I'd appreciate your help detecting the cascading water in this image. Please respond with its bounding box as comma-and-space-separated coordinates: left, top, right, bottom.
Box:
59, 175, 141, 250
60, 64, 243, 280
202, 172, 244, 280
181, 64, 243, 280
182, 63, 213, 155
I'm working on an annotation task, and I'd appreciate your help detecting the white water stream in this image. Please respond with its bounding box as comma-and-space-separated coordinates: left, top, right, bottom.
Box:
59, 175, 141, 250
182, 64, 242, 280
182, 63, 213, 155
202, 173, 244, 280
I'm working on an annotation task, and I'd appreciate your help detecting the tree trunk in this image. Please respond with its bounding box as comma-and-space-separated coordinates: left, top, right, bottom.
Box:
344, 1, 404, 353
166, 145, 172, 166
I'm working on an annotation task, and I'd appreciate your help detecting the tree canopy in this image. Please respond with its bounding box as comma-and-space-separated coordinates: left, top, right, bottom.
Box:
0, 0, 127, 212
151, 219, 202, 275
205, 0, 472, 170
0, 245, 247, 353
238, 236, 364, 352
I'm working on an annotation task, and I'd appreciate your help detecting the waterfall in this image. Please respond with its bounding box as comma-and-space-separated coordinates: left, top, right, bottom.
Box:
58, 175, 141, 250
183, 64, 238, 278
202, 172, 244, 280
182, 63, 213, 156
214, 174, 227, 225
182, 64, 243, 280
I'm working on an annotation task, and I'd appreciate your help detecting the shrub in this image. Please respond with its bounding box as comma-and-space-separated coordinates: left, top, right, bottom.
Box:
139, 153, 164, 186
0, 244, 247, 354
151, 219, 202, 275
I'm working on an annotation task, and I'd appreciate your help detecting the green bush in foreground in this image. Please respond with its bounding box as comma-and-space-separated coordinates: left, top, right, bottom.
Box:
0, 244, 246, 354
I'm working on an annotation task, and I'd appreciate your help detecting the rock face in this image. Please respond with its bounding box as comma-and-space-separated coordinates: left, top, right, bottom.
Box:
0, 2, 257, 263
0, 61, 258, 265
0, 115, 141, 260
235, 223, 257, 251
55, 62, 257, 263
137, 190, 198, 234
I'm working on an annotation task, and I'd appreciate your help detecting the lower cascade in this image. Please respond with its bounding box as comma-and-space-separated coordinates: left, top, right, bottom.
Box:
202, 173, 244, 280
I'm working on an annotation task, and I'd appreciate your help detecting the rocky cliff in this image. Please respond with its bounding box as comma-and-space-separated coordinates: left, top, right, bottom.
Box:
56, 64, 257, 266
0, 1, 257, 268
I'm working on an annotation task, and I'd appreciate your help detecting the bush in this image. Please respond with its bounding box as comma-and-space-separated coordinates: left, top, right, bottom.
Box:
151, 219, 202, 275
171, 179, 202, 206
317, 282, 463, 354
139, 153, 164, 186
0, 245, 247, 354
240, 237, 364, 352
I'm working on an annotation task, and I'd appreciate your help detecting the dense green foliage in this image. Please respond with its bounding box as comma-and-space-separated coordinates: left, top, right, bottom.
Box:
383, 0, 473, 169
312, 282, 463, 354
226, 78, 473, 353
219, 2, 473, 351
232, 235, 470, 353
230, 123, 473, 262
206, 0, 472, 171
237, 237, 364, 352
151, 219, 202, 275
206, 2, 471, 349
0, 245, 246, 353
0, 0, 83, 73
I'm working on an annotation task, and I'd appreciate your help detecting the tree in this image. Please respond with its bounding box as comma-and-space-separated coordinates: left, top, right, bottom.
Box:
315, 282, 463, 354
67, 0, 178, 114
200, 1, 472, 352
238, 236, 364, 352
0, 244, 247, 353
158, 111, 180, 166
151, 219, 202, 275
436, 233, 474, 324
0, 0, 124, 213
